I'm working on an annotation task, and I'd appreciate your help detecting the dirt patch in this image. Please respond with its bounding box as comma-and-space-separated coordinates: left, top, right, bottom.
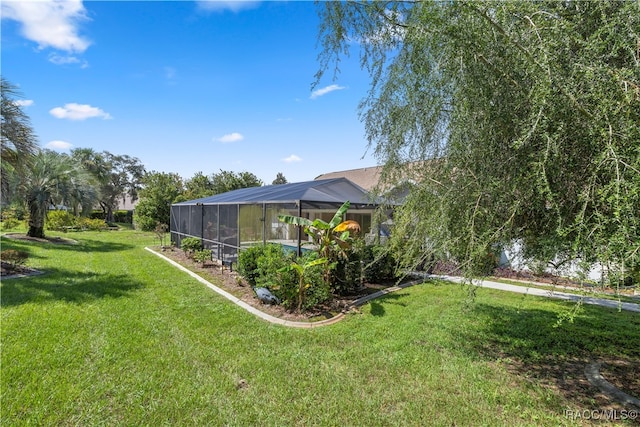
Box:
152, 246, 392, 323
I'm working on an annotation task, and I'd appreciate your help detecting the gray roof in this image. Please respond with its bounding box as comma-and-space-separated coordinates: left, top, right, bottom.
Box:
174, 178, 378, 207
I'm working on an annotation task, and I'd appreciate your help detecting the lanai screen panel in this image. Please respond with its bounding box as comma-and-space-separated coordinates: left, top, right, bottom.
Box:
239, 204, 263, 247
219, 204, 238, 260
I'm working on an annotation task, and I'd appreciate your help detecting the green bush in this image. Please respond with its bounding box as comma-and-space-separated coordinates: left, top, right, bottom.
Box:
361, 244, 399, 284
46, 210, 76, 230
0, 218, 20, 230
237, 244, 293, 287
114, 210, 133, 223
278, 251, 330, 311
237, 244, 329, 311
1, 207, 23, 230
78, 217, 108, 231
237, 245, 265, 287
180, 237, 203, 257
1, 249, 29, 268
193, 249, 212, 265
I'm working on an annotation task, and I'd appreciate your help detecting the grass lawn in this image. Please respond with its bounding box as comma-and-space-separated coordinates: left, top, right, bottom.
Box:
2, 229, 639, 426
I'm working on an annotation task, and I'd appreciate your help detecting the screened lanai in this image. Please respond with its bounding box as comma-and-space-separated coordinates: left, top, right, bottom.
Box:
170, 178, 380, 263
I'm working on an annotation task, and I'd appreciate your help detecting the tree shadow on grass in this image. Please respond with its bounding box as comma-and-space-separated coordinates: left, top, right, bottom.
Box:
457, 301, 640, 411
1, 235, 135, 254
366, 292, 410, 317
0, 268, 144, 307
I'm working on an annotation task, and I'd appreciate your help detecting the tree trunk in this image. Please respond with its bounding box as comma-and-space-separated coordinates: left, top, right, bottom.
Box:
27, 198, 47, 238
27, 225, 45, 238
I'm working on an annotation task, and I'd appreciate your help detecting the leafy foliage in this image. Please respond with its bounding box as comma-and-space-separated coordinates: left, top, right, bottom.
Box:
278, 201, 359, 288
236, 244, 329, 311
193, 249, 212, 266
133, 171, 184, 231
180, 237, 203, 257
317, 1, 640, 282
1, 77, 38, 203
72, 149, 145, 222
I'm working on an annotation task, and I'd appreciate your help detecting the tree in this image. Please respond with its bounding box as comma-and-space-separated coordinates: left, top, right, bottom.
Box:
72, 149, 145, 222
1, 77, 38, 203
174, 171, 214, 202
133, 171, 184, 231
272, 172, 288, 185
21, 150, 94, 238
210, 170, 263, 194
317, 1, 640, 283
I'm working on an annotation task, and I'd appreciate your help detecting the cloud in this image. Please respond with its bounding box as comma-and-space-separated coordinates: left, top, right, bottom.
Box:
282, 154, 302, 163
310, 84, 347, 100
196, 1, 260, 13
48, 53, 89, 68
50, 103, 112, 120
46, 140, 73, 151
1, 0, 91, 53
15, 99, 34, 107
216, 132, 244, 143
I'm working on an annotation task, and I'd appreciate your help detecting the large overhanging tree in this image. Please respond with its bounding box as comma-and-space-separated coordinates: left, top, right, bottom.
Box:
316, 1, 640, 283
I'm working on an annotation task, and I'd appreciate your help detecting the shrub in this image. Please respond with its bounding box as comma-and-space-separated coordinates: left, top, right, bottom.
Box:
180, 237, 203, 257
278, 251, 329, 311
114, 210, 133, 223
77, 217, 108, 231
238, 244, 292, 287
193, 249, 212, 266
46, 210, 76, 230
1, 208, 23, 230
134, 215, 157, 232
361, 244, 399, 284
1, 249, 29, 268
0, 218, 20, 230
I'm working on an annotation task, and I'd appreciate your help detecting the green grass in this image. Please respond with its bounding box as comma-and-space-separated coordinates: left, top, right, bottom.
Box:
2, 230, 639, 426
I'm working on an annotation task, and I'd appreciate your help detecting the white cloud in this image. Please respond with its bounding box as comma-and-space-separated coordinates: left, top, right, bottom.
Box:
282, 154, 302, 163
310, 84, 347, 100
49, 103, 112, 120
1, 0, 91, 53
15, 99, 34, 107
46, 140, 73, 151
216, 132, 244, 143
48, 53, 88, 68
196, 1, 260, 13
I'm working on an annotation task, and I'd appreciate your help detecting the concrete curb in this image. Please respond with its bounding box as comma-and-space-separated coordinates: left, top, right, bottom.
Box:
585, 362, 640, 410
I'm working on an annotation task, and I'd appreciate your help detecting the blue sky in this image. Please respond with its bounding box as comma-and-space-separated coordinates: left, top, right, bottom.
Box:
1, 0, 377, 184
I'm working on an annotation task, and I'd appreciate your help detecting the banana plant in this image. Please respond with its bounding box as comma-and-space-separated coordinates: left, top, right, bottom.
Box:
278, 201, 359, 261
278, 201, 360, 286
283, 256, 328, 312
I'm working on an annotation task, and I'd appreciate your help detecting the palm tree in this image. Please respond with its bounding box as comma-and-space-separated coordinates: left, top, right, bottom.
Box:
21, 150, 96, 238
1, 77, 38, 203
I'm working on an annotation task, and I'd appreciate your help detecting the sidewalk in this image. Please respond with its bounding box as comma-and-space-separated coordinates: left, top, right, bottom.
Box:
429, 274, 640, 313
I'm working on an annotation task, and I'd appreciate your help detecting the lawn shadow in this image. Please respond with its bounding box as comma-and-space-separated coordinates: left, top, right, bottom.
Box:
1, 235, 135, 253
458, 301, 640, 411
0, 268, 144, 307
364, 292, 410, 317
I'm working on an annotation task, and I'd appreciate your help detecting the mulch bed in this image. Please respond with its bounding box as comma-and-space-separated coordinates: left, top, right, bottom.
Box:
152, 246, 392, 323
